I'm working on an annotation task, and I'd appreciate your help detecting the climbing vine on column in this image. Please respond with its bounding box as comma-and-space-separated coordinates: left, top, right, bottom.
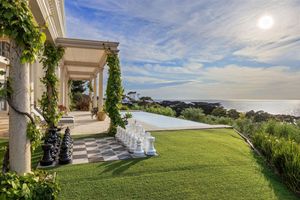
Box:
0, 0, 46, 172
39, 43, 64, 129
105, 53, 124, 136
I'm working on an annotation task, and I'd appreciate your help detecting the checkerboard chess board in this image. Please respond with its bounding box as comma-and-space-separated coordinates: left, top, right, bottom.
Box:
72, 137, 132, 164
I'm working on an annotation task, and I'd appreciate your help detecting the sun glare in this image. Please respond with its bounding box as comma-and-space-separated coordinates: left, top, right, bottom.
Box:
257, 15, 274, 30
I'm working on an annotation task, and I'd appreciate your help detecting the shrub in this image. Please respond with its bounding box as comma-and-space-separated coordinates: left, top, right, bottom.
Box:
72, 93, 90, 111
233, 118, 260, 137
129, 104, 141, 110
211, 107, 227, 117
180, 108, 205, 122
120, 105, 129, 110
144, 106, 176, 117
296, 120, 300, 128
263, 120, 300, 143
0, 170, 60, 200
227, 109, 240, 119
214, 116, 234, 125
252, 132, 300, 194
245, 110, 273, 122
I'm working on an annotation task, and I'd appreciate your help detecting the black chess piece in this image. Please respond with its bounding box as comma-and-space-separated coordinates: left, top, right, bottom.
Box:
40, 143, 54, 166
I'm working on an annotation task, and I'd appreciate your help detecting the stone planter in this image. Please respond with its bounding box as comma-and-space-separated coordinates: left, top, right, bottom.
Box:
97, 111, 107, 121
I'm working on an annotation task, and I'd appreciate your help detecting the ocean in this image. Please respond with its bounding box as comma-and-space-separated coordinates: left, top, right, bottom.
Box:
183, 99, 300, 117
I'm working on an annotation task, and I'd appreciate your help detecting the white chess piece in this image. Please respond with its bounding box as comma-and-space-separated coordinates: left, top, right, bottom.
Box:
119, 128, 124, 143
143, 132, 151, 151
133, 139, 145, 157
145, 136, 157, 156
125, 130, 131, 147
129, 136, 136, 153
116, 127, 121, 141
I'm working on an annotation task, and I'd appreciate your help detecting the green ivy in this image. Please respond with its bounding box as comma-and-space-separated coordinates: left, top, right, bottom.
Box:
0, 170, 60, 200
0, 0, 46, 63
105, 53, 124, 136
39, 43, 64, 129
0, 0, 46, 171
26, 121, 42, 151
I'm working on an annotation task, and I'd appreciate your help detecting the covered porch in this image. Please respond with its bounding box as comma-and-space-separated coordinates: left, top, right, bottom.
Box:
56, 37, 119, 117
56, 38, 119, 134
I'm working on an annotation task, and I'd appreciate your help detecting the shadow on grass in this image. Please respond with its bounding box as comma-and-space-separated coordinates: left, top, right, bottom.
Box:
98, 158, 148, 176
251, 152, 299, 200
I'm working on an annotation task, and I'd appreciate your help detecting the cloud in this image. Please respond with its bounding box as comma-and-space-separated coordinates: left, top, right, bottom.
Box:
65, 0, 300, 99
138, 65, 300, 100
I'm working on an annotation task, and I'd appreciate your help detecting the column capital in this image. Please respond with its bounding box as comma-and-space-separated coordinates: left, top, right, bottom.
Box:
99, 67, 104, 72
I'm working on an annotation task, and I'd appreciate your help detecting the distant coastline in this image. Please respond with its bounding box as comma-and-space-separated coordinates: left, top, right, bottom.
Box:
155, 99, 300, 117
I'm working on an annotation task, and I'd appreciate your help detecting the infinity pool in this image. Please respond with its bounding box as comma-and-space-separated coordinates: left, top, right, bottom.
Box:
122, 111, 229, 131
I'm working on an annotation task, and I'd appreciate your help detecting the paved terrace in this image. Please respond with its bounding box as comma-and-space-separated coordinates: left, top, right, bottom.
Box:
69, 111, 110, 135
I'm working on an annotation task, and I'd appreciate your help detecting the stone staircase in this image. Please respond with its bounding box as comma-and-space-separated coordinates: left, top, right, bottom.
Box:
0, 112, 8, 137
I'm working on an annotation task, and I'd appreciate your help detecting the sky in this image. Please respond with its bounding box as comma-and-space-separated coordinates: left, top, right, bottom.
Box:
65, 0, 300, 100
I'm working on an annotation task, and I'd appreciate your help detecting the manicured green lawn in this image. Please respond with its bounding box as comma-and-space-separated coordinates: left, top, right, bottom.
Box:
49, 129, 298, 200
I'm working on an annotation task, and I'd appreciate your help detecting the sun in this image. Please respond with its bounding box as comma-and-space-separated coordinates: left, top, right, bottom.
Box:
257, 15, 274, 30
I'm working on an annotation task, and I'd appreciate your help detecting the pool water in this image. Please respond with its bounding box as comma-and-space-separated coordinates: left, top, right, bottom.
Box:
122, 111, 228, 130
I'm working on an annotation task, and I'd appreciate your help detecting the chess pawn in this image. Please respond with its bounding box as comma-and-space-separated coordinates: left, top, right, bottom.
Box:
133, 139, 145, 157
129, 136, 136, 153
122, 130, 128, 145
143, 132, 151, 151
125, 132, 130, 147
146, 136, 157, 156
40, 144, 54, 166
125, 131, 131, 147
59, 144, 72, 165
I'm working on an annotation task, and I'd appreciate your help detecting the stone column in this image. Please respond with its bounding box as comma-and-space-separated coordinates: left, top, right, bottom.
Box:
9, 40, 31, 174
29, 63, 35, 111
89, 79, 92, 111
93, 76, 97, 108
59, 65, 65, 105
97, 68, 104, 110
65, 76, 69, 111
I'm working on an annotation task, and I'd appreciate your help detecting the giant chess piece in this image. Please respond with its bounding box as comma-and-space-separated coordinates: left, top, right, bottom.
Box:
59, 143, 72, 164
59, 127, 73, 164
40, 143, 54, 166
133, 139, 145, 157
129, 135, 136, 153
145, 136, 157, 156
125, 131, 131, 147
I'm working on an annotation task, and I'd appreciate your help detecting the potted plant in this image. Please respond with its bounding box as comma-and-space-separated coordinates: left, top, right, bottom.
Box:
97, 107, 107, 121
